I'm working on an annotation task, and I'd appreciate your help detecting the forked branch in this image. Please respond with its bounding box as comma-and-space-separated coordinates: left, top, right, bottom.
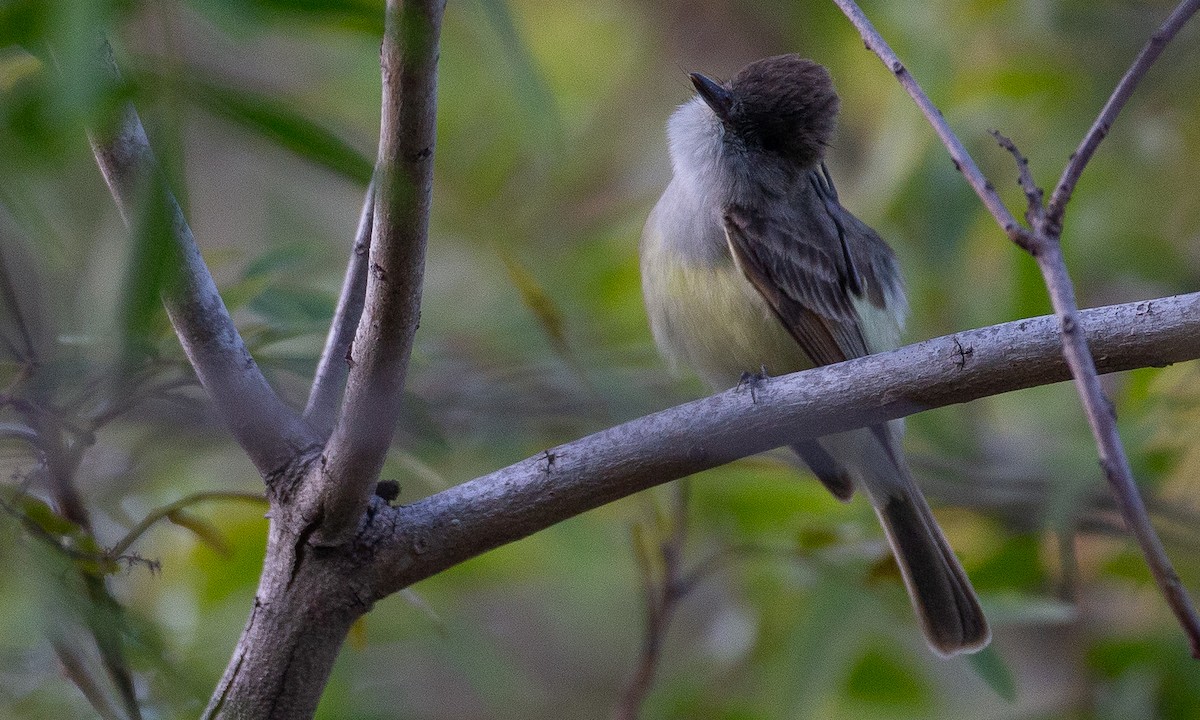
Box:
832, 0, 1200, 656
316, 0, 446, 544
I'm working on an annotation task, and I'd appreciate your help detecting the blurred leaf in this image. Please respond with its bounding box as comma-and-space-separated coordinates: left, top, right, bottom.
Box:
1101, 549, 1154, 584
347, 615, 367, 650
121, 180, 182, 362
0, 1, 49, 49
795, 526, 840, 552
498, 247, 568, 356
14, 492, 81, 537
470, 0, 562, 149
182, 0, 384, 35
969, 532, 1047, 592
967, 645, 1018, 702
865, 553, 903, 585
843, 646, 932, 710
1089, 637, 1160, 679
179, 72, 373, 184
630, 521, 656, 584
243, 243, 313, 280
167, 509, 232, 557
0, 47, 41, 91
248, 286, 336, 330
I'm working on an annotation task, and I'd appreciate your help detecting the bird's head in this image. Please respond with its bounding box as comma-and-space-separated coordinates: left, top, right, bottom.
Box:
690, 54, 840, 168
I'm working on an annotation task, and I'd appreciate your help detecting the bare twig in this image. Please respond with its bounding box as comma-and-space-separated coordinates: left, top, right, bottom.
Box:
989, 129, 1044, 225
87, 376, 195, 431
317, 0, 445, 543
829, 0, 1036, 249
87, 44, 319, 479
1047, 0, 1200, 228
0, 421, 39, 445
371, 294, 1200, 595
52, 641, 124, 720
108, 491, 267, 558
614, 483, 692, 720
304, 180, 375, 437
832, 0, 1200, 656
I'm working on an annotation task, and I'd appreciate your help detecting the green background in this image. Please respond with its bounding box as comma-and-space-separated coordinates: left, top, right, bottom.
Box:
2, 0, 1200, 717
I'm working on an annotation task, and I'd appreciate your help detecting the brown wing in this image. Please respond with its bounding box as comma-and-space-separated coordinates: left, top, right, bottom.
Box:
723, 165, 894, 366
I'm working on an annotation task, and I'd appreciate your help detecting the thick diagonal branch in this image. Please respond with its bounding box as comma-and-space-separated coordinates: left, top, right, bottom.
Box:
316, 0, 445, 543
89, 91, 318, 478
370, 293, 1200, 596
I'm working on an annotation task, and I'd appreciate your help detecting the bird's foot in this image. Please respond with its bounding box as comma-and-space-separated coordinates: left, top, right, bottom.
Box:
737, 365, 771, 404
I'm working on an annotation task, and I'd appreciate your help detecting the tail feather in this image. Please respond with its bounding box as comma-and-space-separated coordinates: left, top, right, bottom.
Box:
790, 439, 854, 501
825, 425, 990, 656
875, 489, 990, 655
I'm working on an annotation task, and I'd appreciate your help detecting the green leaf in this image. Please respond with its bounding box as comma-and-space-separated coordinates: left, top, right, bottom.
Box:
182, 0, 384, 35
243, 243, 313, 279
180, 72, 373, 184
499, 248, 569, 356
968, 532, 1046, 592
248, 285, 336, 330
843, 646, 932, 710
15, 493, 81, 537
471, 0, 562, 149
121, 179, 182, 362
0, 1, 49, 48
968, 645, 1018, 702
167, 509, 232, 557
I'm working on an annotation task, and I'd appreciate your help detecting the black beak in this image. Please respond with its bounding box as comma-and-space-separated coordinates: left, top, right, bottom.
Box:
689, 72, 734, 123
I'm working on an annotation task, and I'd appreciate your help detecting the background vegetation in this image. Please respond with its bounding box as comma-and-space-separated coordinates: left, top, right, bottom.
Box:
2, 0, 1200, 717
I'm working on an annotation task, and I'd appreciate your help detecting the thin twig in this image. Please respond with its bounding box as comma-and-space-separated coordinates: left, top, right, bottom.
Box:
0, 421, 39, 445
87, 376, 195, 431
317, 0, 445, 543
82, 574, 142, 720
829, 0, 1036, 250
1047, 0, 1200, 228
52, 640, 124, 720
304, 180, 375, 437
832, 0, 1200, 656
11, 400, 143, 718
108, 491, 266, 558
989, 129, 1044, 225
0, 241, 37, 363
614, 482, 693, 720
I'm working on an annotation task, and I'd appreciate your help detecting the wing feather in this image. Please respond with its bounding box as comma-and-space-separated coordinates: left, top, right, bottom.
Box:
723, 166, 903, 367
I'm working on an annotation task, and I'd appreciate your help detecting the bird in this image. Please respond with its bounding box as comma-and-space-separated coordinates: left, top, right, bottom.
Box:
639, 54, 989, 655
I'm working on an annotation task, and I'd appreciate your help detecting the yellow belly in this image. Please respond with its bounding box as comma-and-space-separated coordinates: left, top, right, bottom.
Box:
641, 244, 812, 390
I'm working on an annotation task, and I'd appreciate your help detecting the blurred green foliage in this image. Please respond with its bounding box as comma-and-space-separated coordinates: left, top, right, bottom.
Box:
2, 0, 1200, 718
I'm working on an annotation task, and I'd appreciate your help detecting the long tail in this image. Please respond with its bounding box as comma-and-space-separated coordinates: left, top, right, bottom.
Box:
824, 426, 990, 656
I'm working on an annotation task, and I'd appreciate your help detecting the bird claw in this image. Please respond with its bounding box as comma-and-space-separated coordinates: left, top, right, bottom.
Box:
737, 365, 771, 404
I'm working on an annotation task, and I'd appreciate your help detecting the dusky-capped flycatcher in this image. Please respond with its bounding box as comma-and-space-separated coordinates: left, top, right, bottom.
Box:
640, 54, 989, 655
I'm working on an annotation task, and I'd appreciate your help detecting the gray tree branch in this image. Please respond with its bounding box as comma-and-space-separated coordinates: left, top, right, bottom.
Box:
368, 293, 1200, 597
1047, 0, 1200, 228
88, 69, 319, 479
315, 0, 445, 544
303, 181, 375, 438
832, 0, 1200, 655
